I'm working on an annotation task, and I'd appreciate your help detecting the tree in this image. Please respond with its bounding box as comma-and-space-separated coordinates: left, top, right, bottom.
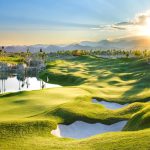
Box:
0, 46, 5, 58
26, 48, 31, 57
39, 49, 46, 61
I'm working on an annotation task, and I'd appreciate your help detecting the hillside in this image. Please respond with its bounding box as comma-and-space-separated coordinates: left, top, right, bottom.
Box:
2, 36, 150, 53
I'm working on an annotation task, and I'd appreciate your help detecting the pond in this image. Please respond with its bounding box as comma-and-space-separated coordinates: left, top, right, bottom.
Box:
0, 61, 60, 94
92, 99, 128, 110
0, 76, 61, 94
51, 121, 127, 139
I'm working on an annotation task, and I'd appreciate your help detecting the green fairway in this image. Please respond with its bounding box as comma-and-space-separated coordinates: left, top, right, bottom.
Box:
0, 56, 150, 150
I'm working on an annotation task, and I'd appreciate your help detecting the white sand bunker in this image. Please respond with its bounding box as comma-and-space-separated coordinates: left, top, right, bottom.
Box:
51, 121, 127, 139
93, 99, 128, 110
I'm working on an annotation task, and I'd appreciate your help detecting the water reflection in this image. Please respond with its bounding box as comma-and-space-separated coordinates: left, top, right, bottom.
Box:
0, 64, 60, 94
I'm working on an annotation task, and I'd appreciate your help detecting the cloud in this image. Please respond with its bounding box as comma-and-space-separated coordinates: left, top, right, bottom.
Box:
91, 24, 127, 31
133, 11, 150, 25
92, 10, 150, 31
116, 22, 132, 26
91, 25, 114, 31
115, 10, 150, 28
111, 25, 126, 30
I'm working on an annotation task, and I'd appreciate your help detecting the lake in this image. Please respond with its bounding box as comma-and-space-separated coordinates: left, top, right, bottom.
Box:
0, 62, 60, 94
0, 72, 61, 94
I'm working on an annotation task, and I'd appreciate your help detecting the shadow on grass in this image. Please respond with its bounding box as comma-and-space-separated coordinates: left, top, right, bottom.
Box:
40, 71, 87, 86
43, 56, 150, 100
0, 91, 27, 98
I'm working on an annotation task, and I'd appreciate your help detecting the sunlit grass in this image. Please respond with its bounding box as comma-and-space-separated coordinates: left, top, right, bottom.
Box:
0, 56, 149, 150
0, 55, 24, 64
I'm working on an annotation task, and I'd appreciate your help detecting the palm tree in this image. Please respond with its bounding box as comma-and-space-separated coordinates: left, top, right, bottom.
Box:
26, 48, 31, 58
39, 49, 46, 62
26, 48, 31, 66
2, 46, 4, 52
0, 46, 5, 58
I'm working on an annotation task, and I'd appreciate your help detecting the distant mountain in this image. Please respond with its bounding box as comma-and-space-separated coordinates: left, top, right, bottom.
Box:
45, 45, 63, 52
61, 44, 92, 51
2, 36, 150, 53
4, 45, 48, 53
80, 40, 110, 48
3, 44, 92, 53
5, 46, 27, 53
80, 36, 150, 49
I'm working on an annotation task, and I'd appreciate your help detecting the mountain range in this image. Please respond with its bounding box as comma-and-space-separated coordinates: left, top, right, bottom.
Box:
2, 36, 150, 53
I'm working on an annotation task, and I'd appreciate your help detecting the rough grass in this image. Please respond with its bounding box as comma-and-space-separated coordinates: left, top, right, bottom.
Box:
124, 104, 150, 131
0, 56, 150, 150
0, 55, 24, 64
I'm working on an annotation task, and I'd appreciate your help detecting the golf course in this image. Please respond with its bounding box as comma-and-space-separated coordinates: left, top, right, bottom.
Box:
0, 55, 150, 150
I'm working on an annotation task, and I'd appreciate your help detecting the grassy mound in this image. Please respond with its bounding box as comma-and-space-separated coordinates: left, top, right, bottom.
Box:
0, 119, 56, 138
41, 56, 150, 102
0, 56, 150, 149
40, 71, 86, 86
124, 104, 150, 131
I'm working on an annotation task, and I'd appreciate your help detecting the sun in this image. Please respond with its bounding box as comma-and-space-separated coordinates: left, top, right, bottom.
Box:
139, 18, 150, 36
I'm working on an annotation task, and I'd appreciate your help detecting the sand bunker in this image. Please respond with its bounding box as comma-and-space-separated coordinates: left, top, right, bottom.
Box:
93, 99, 128, 110
51, 121, 127, 139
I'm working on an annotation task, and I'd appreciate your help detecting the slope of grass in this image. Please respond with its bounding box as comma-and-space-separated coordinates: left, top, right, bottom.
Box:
124, 103, 150, 131
0, 55, 24, 64
41, 56, 150, 102
0, 128, 150, 150
0, 56, 150, 150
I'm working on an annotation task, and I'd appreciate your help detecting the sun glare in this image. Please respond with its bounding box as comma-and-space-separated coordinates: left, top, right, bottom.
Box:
139, 18, 150, 36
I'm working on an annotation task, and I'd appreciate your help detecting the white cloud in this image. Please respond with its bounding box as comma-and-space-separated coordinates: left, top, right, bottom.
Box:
92, 10, 150, 31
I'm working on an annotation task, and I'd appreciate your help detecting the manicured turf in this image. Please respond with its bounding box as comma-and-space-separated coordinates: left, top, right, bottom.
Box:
0, 56, 150, 150
0, 55, 24, 64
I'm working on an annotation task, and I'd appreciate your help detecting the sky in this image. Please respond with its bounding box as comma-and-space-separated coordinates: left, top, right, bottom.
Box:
0, 0, 150, 45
